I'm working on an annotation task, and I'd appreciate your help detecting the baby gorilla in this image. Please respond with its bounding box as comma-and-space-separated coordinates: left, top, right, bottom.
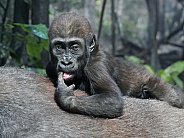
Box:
46, 12, 184, 118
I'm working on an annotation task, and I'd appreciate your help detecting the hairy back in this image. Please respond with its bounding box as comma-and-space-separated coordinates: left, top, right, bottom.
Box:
0, 67, 184, 137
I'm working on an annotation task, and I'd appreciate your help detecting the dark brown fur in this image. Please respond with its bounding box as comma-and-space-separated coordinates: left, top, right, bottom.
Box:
48, 12, 93, 39
47, 12, 184, 118
1, 67, 184, 137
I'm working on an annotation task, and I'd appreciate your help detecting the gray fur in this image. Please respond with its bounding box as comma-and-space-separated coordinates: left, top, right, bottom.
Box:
0, 67, 184, 137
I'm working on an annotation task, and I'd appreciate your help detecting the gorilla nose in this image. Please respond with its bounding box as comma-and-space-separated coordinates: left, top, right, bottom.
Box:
61, 57, 73, 66
61, 61, 73, 66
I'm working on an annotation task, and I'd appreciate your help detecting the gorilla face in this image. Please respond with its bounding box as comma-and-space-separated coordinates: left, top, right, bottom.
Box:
50, 37, 87, 82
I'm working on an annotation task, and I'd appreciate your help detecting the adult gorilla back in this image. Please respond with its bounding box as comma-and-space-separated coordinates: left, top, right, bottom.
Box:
1, 67, 184, 137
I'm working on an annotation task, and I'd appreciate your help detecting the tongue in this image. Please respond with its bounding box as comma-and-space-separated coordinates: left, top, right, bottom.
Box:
62, 72, 72, 79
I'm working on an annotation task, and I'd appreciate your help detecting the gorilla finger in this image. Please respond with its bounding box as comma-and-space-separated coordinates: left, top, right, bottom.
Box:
68, 84, 75, 90
58, 72, 66, 85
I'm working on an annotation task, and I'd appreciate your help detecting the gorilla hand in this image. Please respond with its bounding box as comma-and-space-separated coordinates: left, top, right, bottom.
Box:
57, 72, 75, 95
55, 73, 77, 112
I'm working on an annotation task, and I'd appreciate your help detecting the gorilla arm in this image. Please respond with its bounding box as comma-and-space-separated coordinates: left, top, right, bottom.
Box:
55, 73, 123, 118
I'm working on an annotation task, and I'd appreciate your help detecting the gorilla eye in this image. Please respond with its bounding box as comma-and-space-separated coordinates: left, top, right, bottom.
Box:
56, 45, 64, 52
70, 45, 79, 52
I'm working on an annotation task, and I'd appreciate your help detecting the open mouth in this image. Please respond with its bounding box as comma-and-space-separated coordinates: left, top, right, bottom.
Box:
62, 72, 74, 80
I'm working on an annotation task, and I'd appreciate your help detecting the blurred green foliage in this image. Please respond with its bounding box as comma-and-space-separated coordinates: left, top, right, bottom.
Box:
0, 23, 49, 74
157, 61, 184, 89
13, 23, 48, 74
14, 23, 49, 68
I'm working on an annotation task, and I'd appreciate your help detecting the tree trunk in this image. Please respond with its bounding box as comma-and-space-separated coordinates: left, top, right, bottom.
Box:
9, 0, 29, 65
159, 0, 165, 40
13, 0, 29, 35
84, 0, 96, 32
146, 0, 160, 72
0, 0, 10, 43
116, 0, 124, 37
31, 0, 49, 27
97, 0, 106, 40
111, 0, 115, 55
31, 0, 49, 68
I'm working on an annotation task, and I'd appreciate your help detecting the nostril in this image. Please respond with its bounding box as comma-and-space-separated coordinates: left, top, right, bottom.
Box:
61, 61, 73, 66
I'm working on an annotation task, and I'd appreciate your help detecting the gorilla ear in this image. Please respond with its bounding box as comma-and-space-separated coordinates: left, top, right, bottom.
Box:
89, 35, 96, 53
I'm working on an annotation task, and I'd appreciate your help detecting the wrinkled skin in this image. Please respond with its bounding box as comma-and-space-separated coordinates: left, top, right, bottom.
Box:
46, 12, 184, 118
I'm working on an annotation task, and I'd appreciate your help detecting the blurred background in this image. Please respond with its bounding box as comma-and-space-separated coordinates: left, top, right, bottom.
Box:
0, 0, 184, 89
